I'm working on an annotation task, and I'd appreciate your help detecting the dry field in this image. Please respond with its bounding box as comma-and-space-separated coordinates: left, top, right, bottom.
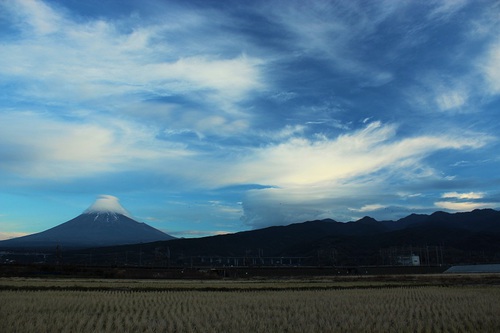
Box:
1, 276, 500, 332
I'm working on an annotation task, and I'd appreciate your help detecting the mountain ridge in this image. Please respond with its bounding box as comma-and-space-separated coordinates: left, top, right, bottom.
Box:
98, 208, 499, 266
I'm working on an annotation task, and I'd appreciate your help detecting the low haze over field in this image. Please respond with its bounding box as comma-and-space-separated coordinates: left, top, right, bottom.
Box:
1, 0, 499, 239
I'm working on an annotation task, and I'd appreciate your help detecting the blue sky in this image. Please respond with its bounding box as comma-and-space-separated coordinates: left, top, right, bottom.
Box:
1, 0, 500, 239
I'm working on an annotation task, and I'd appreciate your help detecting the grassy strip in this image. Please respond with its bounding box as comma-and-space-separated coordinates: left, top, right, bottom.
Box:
2, 273, 499, 291
0, 283, 445, 292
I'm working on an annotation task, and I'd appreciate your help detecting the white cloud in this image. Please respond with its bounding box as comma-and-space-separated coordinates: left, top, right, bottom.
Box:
350, 204, 386, 213
258, 124, 306, 142
398, 192, 423, 199
0, 111, 193, 179
435, 201, 493, 211
409, 71, 474, 114
436, 89, 468, 111
8, 0, 65, 35
436, 191, 496, 212
441, 192, 485, 200
147, 55, 263, 101
482, 40, 500, 94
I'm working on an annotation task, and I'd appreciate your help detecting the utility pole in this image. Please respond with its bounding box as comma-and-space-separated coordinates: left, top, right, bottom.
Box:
440, 245, 444, 266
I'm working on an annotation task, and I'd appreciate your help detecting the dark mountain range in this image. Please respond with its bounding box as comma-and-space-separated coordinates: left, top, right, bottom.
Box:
2, 208, 499, 267
380, 209, 500, 233
0, 196, 174, 250
64, 208, 500, 267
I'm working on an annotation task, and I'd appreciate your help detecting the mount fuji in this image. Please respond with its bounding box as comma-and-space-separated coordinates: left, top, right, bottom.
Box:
0, 195, 175, 250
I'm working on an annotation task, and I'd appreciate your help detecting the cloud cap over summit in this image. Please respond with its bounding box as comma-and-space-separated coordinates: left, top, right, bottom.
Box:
84, 195, 131, 217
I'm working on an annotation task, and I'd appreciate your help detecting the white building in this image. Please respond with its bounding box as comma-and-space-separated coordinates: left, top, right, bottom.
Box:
397, 254, 420, 266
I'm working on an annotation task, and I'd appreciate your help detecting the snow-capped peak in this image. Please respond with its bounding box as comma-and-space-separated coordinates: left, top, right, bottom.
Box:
83, 195, 131, 217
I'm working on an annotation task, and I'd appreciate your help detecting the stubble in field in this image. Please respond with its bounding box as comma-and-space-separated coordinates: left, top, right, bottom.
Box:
1, 285, 499, 332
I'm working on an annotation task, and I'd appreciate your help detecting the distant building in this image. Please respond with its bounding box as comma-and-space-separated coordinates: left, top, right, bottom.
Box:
397, 254, 420, 266
445, 264, 500, 273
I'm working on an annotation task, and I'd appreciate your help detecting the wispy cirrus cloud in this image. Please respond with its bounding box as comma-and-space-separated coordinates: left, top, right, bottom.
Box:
260, 0, 399, 86
398, 2, 500, 116
427, 0, 469, 20
0, 0, 265, 131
